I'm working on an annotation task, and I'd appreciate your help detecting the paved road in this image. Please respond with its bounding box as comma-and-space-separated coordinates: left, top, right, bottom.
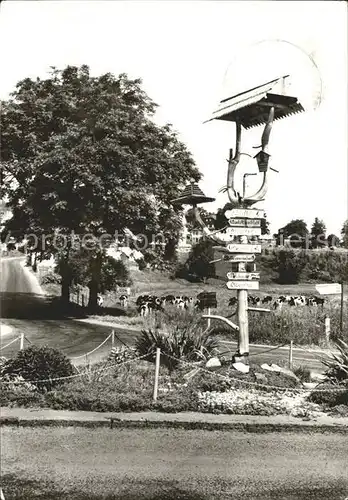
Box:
0, 258, 135, 362
1, 427, 348, 499
0, 257, 325, 370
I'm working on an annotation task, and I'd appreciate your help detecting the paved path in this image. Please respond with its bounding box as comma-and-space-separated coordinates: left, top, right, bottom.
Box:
1, 425, 348, 499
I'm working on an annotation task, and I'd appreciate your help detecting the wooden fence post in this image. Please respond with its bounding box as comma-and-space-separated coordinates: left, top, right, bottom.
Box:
325, 316, 331, 346
153, 348, 161, 402
111, 330, 115, 350
207, 307, 211, 329
20, 332, 25, 350
288, 340, 293, 370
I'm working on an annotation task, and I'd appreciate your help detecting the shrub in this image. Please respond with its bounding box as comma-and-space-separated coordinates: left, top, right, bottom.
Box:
0, 380, 44, 407
271, 249, 307, 284
2, 346, 75, 391
40, 272, 62, 285
175, 239, 215, 282
321, 340, 348, 383
135, 324, 220, 372
308, 382, 348, 407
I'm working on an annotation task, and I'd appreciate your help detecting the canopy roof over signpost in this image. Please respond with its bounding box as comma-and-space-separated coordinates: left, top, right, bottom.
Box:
206, 75, 305, 129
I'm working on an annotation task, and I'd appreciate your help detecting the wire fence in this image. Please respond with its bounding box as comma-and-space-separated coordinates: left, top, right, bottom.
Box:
1, 329, 347, 394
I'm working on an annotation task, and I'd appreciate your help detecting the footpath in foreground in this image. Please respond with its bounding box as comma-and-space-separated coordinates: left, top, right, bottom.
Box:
1, 407, 347, 433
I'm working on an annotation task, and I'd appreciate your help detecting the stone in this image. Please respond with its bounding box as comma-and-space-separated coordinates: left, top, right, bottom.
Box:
232, 362, 250, 374
254, 372, 268, 384
309, 371, 326, 382
205, 357, 222, 369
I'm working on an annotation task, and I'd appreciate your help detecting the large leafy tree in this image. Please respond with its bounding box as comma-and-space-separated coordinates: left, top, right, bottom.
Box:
277, 219, 309, 248
310, 217, 326, 249
1, 65, 200, 309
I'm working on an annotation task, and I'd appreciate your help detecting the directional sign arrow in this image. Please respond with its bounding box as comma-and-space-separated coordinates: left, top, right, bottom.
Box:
226, 227, 261, 236
225, 208, 265, 219
228, 218, 261, 228
222, 254, 256, 262
226, 244, 262, 254
226, 281, 260, 290
226, 272, 260, 281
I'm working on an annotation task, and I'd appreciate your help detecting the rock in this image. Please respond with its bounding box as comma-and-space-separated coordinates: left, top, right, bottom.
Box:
254, 372, 268, 384
302, 382, 318, 390
205, 357, 221, 369
232, 362, 250, 374
261, 363, 277, 372
310, 371, 326, 382
261, 363, 300, 383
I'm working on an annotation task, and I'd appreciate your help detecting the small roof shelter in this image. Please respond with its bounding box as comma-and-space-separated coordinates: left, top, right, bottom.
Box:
206, 75, 304, 129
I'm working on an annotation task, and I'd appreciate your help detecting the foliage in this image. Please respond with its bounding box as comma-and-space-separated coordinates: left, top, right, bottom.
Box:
261, 213, 270, 235
321, 340, 348, 383
176, 239, 215, 282
271, 248, 307, 284
308, 382, 348, 407
2, 345, 74, 391
135, 325, 220, 372
327, 233, 340, 248
310, 217, 326, 249
277, 219, 309, 248
341, 220, 348, 248
39, 272, 62, 285
1, 65, 200, 307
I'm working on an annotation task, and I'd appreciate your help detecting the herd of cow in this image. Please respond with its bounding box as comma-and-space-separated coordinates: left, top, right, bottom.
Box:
127, 292, 325, 316
229, 294, 325, 310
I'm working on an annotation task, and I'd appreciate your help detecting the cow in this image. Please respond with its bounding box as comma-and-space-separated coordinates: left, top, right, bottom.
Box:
289, 296, 306, 307
262, 295, 273, 305
119, 294, 128, 308
97, 293, 104, 307
228, 297, 238, 307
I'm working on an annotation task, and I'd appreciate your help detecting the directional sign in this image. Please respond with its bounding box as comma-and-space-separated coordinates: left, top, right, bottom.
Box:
226, 227, 261, 237
226, 272, 260, 281
223, 254, 256, 262
226, 281, 259, 290
228, 218, 261, 227
226, 244, 262, 254
225, 208, 265, 219
315, 283, 342, 295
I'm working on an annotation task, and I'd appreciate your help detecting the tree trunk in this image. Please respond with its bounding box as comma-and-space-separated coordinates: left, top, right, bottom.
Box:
88, 280, 99, 312
61, 276, 70, 307
87, 252, 103, 312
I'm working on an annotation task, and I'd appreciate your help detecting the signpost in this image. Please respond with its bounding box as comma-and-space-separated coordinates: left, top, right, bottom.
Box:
228, 218, 261, 227
222, 254, 256, 262
226, 272, 260, 281
315, 283, 342, 295
315, 282, 344, 335
226, 281, 259, 290
225, 208, 265, 219
226, 244, 262, 253
225, 227, 261, 237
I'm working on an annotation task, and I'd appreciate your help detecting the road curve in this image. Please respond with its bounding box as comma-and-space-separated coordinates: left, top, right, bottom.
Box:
0, 257, 326, 370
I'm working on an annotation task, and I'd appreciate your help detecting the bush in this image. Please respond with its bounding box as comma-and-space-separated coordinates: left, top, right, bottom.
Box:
271, 249, 307, 284
40, 272, 62, 285
308, 382, 348, 407
2, 346, 75, 391
176, 239, 215, 282
135, 324, 220, 372
321, 340, 348, 383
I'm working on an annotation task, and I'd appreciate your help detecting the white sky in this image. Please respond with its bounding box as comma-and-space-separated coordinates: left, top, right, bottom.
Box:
0, 1, 347, 236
